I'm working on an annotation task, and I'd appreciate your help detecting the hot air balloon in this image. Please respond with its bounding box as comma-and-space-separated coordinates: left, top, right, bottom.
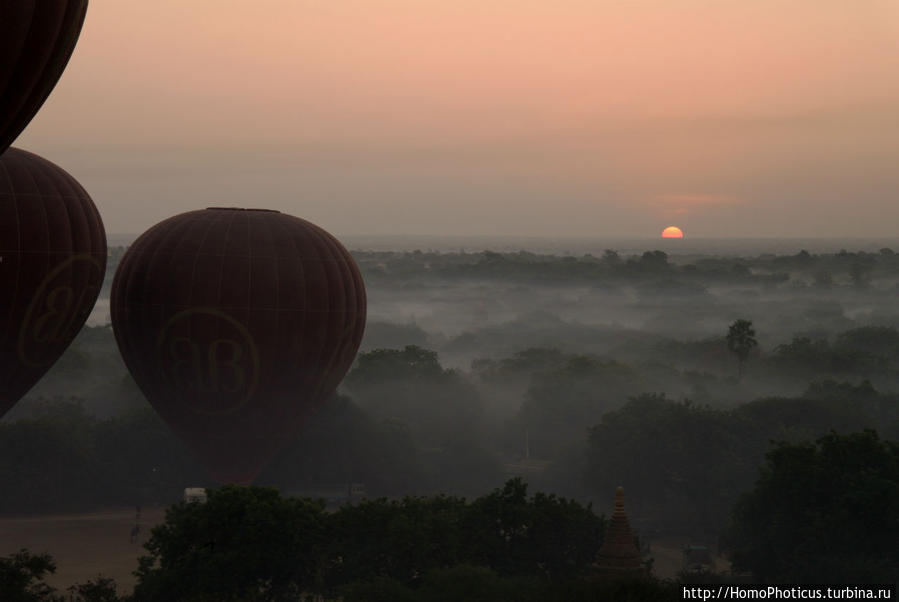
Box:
111, 208, 366, 484
0, 0, 89, 154
0, 147, 107, 418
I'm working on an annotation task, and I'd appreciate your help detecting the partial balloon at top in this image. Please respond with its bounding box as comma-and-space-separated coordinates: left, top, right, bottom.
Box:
0, 0, 89, 155
0, 147, 107, 418
111, 208, 367, 484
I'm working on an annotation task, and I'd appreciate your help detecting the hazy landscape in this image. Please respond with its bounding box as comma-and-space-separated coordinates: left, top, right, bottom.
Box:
4, 238, 899, 596
4, 0, 899, 599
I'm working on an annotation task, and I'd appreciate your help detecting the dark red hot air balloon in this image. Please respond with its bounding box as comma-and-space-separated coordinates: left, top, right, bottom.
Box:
111, 208, 366, 484
0, 0, 89, 154
0, 147, 107, 418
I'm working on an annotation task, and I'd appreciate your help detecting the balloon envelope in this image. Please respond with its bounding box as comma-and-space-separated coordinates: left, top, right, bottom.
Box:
0, 147, 107, 418
0, 0, 88, 154
111, 208, 367, 484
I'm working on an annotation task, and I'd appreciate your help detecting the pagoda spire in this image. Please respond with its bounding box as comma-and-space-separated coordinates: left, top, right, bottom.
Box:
592, 486, 647, 578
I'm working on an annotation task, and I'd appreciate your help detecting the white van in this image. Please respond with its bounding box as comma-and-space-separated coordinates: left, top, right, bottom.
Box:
184, 488, 208, 504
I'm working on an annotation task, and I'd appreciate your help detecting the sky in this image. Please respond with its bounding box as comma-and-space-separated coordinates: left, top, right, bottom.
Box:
15, 0, 899, 238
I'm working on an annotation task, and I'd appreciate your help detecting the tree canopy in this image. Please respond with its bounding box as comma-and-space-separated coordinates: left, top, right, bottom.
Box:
726, 430, 899, 583
133, 486, 327, 601
726, 319, 758, 378
129, 480, 606, 601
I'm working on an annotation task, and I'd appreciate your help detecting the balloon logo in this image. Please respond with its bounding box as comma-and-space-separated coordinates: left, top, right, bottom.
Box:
17, 254, 103, 367
111, 208, 366, 484
0, 1, 89, 154
156, 308, 261, 416
0, 148, 107, 418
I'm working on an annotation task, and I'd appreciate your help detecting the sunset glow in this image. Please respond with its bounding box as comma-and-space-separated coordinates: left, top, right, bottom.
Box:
662, 226, 684, 239
16, 1, 899, 237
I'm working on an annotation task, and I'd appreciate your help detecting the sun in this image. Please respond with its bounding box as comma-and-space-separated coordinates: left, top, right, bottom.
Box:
661, 226, 684, 239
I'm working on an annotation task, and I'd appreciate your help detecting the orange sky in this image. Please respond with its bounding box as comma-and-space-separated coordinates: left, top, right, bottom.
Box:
17, 0, 899, 237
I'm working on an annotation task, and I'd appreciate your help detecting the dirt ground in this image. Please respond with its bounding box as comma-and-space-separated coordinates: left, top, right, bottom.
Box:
649, 536, 731, 579
0, 507, 167, 594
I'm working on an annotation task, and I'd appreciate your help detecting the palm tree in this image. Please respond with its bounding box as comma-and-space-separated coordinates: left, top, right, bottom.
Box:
726, 319, 757, 380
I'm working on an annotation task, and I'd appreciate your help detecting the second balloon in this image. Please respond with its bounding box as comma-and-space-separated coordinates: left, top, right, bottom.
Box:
110, 208, 367, 484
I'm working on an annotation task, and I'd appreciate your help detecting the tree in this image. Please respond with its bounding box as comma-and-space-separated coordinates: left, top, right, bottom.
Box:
343, 347, 487, 465
67, 577, 121, 602
127, 480, 608, 600
518, 354, 643, 459
347, 346, 445, 386
726, 431, 899, 583
834, 326, 899, 359
636, 250, 669, 272
461, 478, 605, 580
601, 249, 621, 268
324, 494, 468, 589
326, 480, 603, 588
415, 565, 509, 602
0, 551, 123, 602
132, 486, 327, 601
342, 565, 678, 602
849, 259, 872, 288
0, 550, 60, 602
587, 394, 752, 533
726, 319, 758, 379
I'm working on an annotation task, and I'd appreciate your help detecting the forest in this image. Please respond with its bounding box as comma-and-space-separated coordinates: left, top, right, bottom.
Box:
2, 246, 899, 598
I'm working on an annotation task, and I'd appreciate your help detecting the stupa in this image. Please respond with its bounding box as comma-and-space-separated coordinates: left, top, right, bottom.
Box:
591, 486, 647, 579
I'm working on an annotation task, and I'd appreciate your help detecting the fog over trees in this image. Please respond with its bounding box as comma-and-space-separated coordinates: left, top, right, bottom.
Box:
3, 246, 899, 596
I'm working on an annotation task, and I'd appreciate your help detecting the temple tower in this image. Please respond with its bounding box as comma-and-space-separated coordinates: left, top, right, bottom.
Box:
591, 486, 647, 578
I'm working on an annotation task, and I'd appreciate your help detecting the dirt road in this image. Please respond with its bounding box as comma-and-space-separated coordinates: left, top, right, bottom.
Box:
0, 507, 166, 594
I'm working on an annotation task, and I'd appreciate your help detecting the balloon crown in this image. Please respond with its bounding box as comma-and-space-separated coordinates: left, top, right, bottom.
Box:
206, 207, 281, 213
